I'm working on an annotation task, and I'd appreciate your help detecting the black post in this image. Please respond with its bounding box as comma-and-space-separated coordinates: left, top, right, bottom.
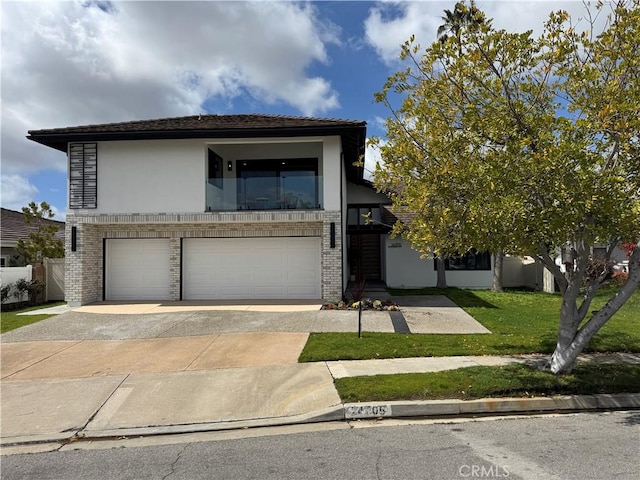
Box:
358, 301, 362, 338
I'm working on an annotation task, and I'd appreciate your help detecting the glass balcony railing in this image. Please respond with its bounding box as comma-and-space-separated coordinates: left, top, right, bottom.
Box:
205, 176, 323, 212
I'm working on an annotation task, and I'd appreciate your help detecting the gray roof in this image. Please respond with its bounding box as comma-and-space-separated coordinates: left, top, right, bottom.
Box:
1, 208, 65, 244
28, 114, 364, 135
27, 113, 368, 183
27, 113, 366, 150
381, 205, 416, 229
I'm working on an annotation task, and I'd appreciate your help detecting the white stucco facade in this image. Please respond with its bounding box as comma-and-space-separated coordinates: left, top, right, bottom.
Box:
97, 139, 204, 213
89, 136, 340, 215
384, 238, 493, 289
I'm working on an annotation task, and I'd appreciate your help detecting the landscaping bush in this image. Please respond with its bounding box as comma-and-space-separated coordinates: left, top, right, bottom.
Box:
1, 279, 46, 310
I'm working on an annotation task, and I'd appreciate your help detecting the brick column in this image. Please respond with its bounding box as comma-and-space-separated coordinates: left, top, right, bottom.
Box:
65, 218, 101, 306
169, 237, 181, 300
321, 211, 343, 302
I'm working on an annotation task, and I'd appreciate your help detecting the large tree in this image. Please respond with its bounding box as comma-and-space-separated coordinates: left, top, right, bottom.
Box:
372, 1, 640, 373
15, 202, 64, 263
438, 1, 506, 292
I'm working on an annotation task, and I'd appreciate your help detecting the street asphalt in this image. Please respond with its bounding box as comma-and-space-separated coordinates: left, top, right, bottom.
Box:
1, 298, 639, 453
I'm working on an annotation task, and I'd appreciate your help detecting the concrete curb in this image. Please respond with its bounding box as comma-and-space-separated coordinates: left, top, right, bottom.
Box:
0, 405, 345, 447
343, 393, 640, 420
2, 394, 638, 450
79, 405, 346, 440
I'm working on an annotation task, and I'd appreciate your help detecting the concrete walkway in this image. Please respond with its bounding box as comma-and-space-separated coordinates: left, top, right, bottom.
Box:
395, 296, 490, 334
327, 352, 640, 378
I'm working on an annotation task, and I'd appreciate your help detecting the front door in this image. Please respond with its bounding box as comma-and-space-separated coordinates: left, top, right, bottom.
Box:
349, 234, 381, 281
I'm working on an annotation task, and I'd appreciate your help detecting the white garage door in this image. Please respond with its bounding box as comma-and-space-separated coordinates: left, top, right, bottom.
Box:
105, 239, 171, 300
183, 237, 321, 300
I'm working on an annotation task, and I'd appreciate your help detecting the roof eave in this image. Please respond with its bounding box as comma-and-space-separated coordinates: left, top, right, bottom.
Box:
27, 123, 366, 152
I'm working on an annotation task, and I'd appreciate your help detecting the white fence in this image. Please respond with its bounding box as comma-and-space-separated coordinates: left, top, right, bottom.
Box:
502, 256, 548, 291
0, 265, 32, 304
1, 260, 66, 305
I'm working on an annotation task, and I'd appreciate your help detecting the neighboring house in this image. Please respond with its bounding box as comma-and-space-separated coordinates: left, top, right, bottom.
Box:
27, 114, 493, 306
0, 208, 65, 267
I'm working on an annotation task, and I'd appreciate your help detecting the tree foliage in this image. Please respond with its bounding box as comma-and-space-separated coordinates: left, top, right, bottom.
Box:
372, 0, 640, 373
15, 202, 64, 263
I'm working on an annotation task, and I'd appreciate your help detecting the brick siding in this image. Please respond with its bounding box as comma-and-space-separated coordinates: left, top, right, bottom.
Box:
65, 211, 343, 306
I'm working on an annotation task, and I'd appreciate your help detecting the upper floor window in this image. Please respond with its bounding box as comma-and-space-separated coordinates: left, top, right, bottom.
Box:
237, 158, 319, 210
69, 143, 97, 209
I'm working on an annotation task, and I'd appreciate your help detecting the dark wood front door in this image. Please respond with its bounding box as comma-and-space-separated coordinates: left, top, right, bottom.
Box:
350, 234, 381, 281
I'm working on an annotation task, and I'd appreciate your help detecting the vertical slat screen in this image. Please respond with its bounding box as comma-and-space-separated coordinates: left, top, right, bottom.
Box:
69, 143, 97, 209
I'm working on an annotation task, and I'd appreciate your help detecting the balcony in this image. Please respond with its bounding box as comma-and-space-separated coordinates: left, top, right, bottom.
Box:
206, 176, 323, 212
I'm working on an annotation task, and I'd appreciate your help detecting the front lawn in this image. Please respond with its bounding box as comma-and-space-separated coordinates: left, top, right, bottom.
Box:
336, 363, 640, 402
299, 289, 640, 362
0, 302, 63, 333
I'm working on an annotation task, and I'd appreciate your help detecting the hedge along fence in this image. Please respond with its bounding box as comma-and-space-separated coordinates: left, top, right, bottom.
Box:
0, 265, 32, 304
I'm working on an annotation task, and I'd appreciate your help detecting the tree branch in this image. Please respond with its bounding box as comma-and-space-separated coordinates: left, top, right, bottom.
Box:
535, 245, 568, 294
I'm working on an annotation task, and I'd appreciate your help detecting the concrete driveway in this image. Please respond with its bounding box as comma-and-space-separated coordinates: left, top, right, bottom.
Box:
3, 304, 396, 343
1, 332, 310, 380
0, 300, 391, 383
1, 302, 345, 445
1, 296, 488, 382
6, 295, 488, 340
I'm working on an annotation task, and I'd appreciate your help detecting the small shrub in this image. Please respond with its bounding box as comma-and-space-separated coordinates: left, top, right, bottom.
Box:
14, 279, 30, 302
611, 270, 630, 288
350, 275, 367, 302
13, 278, 46, 306
28, 279, 46, 304
611, 270, 640, 288
583, 257, 615, 288
1, 283, 12, 304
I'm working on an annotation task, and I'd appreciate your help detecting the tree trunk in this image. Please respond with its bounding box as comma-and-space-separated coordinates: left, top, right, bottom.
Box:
548, 293, 584, 373
492, 250, 504, 292
435, 256, 448, 288
548, 243, 640, 374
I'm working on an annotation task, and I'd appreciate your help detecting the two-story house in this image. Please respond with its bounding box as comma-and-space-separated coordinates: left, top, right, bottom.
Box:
27, 114, 494, 306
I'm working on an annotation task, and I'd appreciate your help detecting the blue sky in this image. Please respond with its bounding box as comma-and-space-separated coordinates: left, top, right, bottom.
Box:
0, 1, 594, 219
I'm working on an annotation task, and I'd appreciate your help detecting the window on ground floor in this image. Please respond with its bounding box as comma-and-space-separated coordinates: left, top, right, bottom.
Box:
347, 204, 384, 232
434, 249, 491, 271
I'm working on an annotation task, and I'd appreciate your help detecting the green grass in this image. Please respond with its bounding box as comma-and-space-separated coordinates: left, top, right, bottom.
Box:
299, 289, 640, 362
0, 302, 63, 333
335, 363, 640, 402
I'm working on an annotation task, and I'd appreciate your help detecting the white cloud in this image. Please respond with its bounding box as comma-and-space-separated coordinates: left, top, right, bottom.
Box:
364, 139, 385, 181
371, 115, 388, 132
0, 173, 66, 220
1, 1, 341, 177
365, 1, 610, 66
365, 2, 442, 65
1, 174, 38, 211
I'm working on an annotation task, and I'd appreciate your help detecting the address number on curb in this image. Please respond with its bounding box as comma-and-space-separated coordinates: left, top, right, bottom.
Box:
345, 404, 392, 419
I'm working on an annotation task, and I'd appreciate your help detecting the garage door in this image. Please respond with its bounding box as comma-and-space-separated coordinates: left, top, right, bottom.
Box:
105, 239, 171, 300
183, 237, 321, 299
